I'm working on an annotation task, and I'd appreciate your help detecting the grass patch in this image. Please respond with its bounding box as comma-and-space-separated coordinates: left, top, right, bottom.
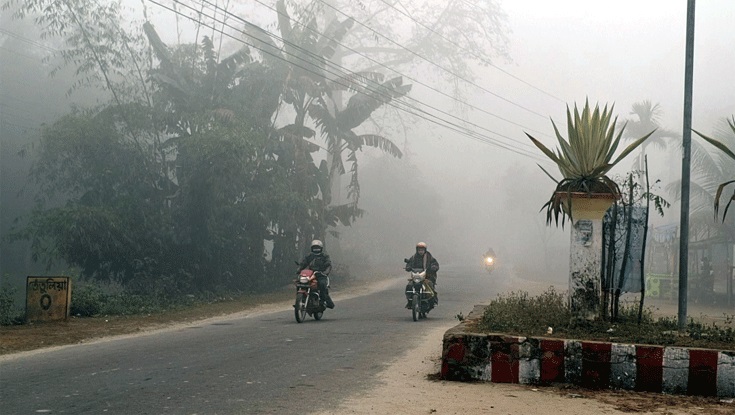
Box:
476, 288, 735, 350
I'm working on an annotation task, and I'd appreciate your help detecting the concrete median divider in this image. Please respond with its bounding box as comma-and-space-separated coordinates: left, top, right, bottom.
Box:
441, 305, 735, 398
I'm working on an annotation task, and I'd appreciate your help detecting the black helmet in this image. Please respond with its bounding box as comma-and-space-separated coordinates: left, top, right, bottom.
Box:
311, 239, 324, 254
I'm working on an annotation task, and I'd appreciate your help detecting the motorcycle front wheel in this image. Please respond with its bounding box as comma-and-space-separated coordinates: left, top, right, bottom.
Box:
295, 292, 307, 323
412, 293, 419, 321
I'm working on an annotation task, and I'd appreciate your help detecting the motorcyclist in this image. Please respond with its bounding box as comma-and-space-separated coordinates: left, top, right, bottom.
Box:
297, 240, 335, 309
404, 242, 439, 308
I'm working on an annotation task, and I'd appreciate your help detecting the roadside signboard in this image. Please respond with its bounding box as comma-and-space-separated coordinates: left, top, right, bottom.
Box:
26, 276, 72, 322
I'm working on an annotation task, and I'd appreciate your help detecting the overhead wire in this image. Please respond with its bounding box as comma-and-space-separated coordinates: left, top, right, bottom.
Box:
375, 0, 565, 103
164, 0, 545, 160
212, 0, 553, 140
309, 0, 549, 119
0, 28, 59, 53
0, 1, 551, 161
194, 0, 547, 153
174, 0, 548, 160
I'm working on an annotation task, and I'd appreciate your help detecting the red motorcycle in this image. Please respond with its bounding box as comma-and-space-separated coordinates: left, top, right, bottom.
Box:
293, 269, 327, 323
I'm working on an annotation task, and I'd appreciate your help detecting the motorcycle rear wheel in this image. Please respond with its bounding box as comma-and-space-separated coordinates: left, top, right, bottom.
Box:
313, 311, 323, 320
295, 293, 307, 323
412, 294, 419, 321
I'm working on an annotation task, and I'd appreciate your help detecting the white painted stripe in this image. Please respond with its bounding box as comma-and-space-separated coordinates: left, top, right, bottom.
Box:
518, 340, 539, 384
610, 343, 636, 390
717, 352, 735, 398
519, 359, 540, 384
479, 363, 492, 381
564, 340, 583, 384
662, 347, 689, 395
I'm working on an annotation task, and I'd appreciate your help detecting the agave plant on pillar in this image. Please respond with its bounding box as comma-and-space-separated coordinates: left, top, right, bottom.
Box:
526, 100, 654, 321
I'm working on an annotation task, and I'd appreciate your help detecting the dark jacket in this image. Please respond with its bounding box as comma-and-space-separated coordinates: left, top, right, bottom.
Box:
405, 251, 439, 275
299, 252, 332, 274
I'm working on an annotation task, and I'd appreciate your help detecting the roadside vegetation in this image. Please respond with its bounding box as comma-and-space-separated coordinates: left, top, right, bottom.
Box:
1, 0, 511, 322
0, 278, 265, 326
475, 288, 734, 350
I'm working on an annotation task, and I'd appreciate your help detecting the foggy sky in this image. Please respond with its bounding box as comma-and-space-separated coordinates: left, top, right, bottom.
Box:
2, 0, 733, 284
345, 1, 734, 280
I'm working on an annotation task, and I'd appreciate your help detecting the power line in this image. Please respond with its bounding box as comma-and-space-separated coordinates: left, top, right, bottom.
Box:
204, 0, 553, 141
164, 0, 547, 161
373, 0, 566, 103
173, 0, 547, 160
0, 28, 59, 53
309, 0, 549, 119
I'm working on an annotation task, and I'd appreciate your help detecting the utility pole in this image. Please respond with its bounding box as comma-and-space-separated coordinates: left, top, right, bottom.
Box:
678, 0, 696, 330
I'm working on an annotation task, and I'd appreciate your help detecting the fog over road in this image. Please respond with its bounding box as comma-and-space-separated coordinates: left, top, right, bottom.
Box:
0, 264, 505, 414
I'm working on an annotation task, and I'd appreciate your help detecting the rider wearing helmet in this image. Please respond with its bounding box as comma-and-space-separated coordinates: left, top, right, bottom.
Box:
297, 239, 335, 309
404, 242, 440, 308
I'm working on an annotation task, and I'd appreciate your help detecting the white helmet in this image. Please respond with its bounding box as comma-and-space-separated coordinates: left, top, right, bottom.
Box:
311, 239, 324, 254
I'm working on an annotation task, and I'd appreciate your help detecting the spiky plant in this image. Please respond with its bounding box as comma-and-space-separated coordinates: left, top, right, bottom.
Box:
526, 100, 654, 226
693, 116, 735, 222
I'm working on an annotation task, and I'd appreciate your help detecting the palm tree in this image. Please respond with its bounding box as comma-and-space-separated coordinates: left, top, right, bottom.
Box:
692, 116, 735, 223
623, 100, 679, 171
669, 117, 735, 249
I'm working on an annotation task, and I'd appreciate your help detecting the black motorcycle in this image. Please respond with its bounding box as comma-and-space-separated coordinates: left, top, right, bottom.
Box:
404, 265, 435, 321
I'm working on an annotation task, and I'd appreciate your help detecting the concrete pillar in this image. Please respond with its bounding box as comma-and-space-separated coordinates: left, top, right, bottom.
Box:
566, 193, 617, 321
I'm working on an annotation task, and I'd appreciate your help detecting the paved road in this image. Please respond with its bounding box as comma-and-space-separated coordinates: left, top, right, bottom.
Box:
0, 264, 502, 414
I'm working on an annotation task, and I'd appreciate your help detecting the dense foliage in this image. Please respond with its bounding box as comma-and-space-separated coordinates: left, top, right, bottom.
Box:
3, 0, 411, 295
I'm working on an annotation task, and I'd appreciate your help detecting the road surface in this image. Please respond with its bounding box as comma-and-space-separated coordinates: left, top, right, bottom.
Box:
0, 264, 503, 414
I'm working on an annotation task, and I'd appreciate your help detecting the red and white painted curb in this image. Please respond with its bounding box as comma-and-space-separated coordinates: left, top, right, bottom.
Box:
441, 334, 735, 397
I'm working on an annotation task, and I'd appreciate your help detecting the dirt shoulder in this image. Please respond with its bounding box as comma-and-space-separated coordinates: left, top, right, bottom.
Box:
0, 276, 398, 357
315, 323, 735, 415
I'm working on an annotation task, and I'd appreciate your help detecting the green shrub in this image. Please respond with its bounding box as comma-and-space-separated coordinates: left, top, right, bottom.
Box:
479, 288, 570, 335
71, 284, 106, 317
476, 288, 734, 349
0, 282, 22, 325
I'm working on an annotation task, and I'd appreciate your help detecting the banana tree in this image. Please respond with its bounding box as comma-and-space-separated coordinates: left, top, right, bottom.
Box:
255, 0, 411, 245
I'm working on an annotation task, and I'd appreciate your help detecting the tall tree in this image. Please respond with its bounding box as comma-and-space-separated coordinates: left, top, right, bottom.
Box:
693, 117, 735, 222
248, 0, 411, 261
5, 0, 416, 292
623, 100, 679, 171
669, 118, 735, 245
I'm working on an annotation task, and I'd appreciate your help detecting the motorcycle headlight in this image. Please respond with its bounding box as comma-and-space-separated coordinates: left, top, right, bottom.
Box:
485, 257, 494, 264
299, 276, 310, 283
